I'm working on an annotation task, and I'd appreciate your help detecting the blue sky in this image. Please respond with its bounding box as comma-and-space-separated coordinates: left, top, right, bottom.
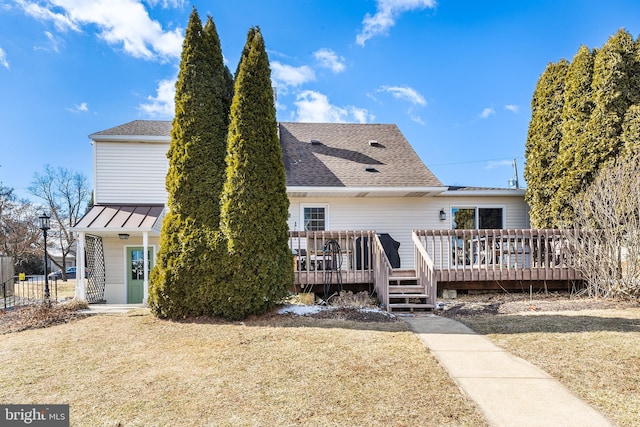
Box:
2, 0, 640, 201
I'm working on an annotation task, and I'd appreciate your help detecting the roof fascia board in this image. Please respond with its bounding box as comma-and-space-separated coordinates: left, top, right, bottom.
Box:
71, 226, 160, 234
287, 186, 447, 194
90, 135, 170, 143
438, 189, 526, 197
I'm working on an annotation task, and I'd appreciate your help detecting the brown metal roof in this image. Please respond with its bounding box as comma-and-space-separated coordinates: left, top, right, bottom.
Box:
73, 204, 165, 232
279, 122, 443, 188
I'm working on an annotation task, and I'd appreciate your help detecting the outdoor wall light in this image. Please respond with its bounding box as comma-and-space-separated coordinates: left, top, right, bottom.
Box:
118, 233, 130, 240
439, 209, 446, 221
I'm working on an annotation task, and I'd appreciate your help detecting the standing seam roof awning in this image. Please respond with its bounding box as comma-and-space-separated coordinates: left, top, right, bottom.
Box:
72, 204, 165, 234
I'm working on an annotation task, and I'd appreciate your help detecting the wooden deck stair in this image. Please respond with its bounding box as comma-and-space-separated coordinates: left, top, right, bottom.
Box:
387, 269, 435, 313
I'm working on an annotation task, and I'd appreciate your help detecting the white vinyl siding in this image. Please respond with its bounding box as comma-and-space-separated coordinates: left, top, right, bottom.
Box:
102, 235, 159, 304
290, 197, 432, 268
95, 142, 169, 204
288, 195, 529, 269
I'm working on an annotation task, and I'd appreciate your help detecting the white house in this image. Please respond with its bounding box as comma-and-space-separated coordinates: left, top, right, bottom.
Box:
72, 120, 529, 304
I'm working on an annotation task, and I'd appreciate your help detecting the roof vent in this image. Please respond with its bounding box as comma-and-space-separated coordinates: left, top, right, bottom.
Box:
364, 167, 378, 173
310, 139, 321, 145
369, 140, 380, 147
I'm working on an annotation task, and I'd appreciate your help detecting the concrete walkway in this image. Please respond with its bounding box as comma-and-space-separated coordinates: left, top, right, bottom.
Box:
80, 304, 146, 314
404, 315, 614, 427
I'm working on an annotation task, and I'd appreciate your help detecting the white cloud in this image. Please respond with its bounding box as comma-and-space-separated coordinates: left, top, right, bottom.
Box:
17, 0, 80, 32
294, 90, 373, 124
66, 102, 88, 113
377, 85, 426, 125
139, 78, 175, 118
313, 48, 345, 73
0, 47, 8, 69
33, 31, 64, 53
410, 115, 425, 125
145, 0, 185, 7
271, 61, 315, 90
377, 85, 426, 106
485, 159, 513, 170
479, 107, 495, 119
505, 104, 519, 113
17, 0, 183, 61
356, 0, 437, 46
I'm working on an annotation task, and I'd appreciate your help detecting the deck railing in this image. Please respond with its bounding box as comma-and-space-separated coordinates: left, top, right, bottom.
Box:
412, 231, 437, 306
372, 234, 392, 309
289, 230, 376, 289
414, 229, 581, 282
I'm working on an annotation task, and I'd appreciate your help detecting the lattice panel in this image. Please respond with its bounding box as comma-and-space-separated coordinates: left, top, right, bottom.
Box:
84, 234, 106, 303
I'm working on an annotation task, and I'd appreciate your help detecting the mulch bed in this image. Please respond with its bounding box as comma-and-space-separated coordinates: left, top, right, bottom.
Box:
0, 302, 89, 335
4, 292, 638, 335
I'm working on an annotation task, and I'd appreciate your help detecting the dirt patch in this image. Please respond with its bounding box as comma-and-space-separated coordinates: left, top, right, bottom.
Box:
439, 292, 640, 317
0, 300, 89, 334
301, 306, 397, 322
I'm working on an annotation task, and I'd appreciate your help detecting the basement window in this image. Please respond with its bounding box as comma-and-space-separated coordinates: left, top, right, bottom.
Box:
364, 167, 378, 172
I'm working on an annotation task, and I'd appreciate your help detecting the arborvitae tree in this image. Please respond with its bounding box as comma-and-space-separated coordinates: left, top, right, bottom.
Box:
553, 45, 595, 224
580, 28, 638, 186
621, 105, 640, 157
524, 60, 568, 228
149, 9, 231, 318
216, 27, 292, 320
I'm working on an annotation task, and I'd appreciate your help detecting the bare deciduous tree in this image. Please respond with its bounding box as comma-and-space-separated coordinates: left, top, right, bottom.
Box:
562, 154, 640, 298
29, 165, 90, 279
0, 184, 41, 269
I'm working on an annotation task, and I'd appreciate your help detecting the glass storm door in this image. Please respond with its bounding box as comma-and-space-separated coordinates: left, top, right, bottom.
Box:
127, 247, 154, 304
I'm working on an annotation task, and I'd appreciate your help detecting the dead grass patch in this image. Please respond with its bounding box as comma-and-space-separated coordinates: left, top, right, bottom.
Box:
0, 310, 487, 426
460, 308, 640, 427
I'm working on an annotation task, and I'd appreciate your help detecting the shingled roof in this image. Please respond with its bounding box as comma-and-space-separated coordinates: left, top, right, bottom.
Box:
90, 120, 445, 193
279, 122, 442, 188
89, 120, 172, 139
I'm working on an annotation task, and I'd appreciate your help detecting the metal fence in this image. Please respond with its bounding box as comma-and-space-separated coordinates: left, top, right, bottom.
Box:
2, 276, 61, 310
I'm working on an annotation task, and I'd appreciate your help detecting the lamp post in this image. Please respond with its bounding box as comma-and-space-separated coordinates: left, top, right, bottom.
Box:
39, 212, 51, 302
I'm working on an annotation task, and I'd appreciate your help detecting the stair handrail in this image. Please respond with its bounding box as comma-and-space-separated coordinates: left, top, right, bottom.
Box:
372, 233, 393, 311
412, 231, 436, 306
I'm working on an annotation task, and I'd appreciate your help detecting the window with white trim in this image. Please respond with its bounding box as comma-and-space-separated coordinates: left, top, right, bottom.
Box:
302, 205, 327, 231
451, 206, 504, 230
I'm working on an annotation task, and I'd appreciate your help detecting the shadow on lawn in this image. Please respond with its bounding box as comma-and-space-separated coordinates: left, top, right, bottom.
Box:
172, 306, 410, 333
461, 313, 640, 335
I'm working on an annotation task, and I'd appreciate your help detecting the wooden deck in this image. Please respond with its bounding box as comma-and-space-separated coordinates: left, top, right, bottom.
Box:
289, 230, 375, 294
290, 229, 583, 312
414, 229, 581, 282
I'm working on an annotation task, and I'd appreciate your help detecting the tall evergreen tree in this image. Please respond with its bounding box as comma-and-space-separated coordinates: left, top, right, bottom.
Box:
553, 45, 595, 224
621, 105, 640, 156
149, 9, 231, 318
216, 27, 292, 320
526, 29, 640, 229
524, 60, 568, 228
581, 28, 638, 185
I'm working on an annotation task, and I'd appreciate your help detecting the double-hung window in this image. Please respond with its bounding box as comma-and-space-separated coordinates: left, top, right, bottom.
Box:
302, 205, 327, 231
